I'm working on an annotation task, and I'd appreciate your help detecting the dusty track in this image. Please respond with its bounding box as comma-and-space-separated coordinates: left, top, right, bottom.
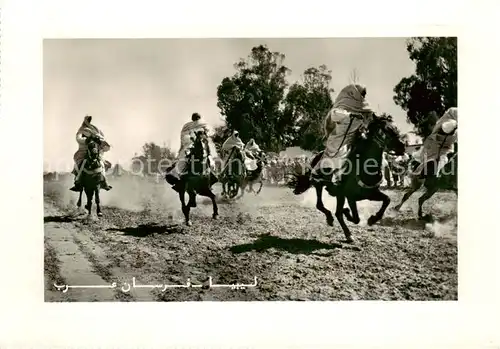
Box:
44, 176, 457, 301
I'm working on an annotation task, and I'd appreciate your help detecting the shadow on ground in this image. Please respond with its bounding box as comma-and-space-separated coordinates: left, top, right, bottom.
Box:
230, 233, 343, 255
44, 215, 78, 223
106, 224, 184, 237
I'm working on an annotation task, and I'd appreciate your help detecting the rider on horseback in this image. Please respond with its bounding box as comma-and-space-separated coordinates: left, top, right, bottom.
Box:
221, 130, 245, 174
244, 139, 261, 158
413, 107, 457, 179
70, 115, 112, 192
243, 138, 262, 170
166, 112, 210, 189
310, 83, 375, 183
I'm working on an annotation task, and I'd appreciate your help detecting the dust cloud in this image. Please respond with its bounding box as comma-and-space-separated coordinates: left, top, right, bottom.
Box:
44, 175, 457, 238
44, 174, 268, 221
44, 174, 183, 218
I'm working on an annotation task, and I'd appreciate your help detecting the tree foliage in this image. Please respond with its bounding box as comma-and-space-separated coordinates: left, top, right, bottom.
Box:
283, 65, 334, 151
216, 45, 337, 153
133, 142, 176, 175
211, 124, 232, 153
393, 37, 457, 138
216, 45, 291, 152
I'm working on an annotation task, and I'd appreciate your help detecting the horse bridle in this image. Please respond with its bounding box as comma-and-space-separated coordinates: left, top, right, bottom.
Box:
356, 120, 398, 189
83, 138, 102, 172
369, 120, 400, 150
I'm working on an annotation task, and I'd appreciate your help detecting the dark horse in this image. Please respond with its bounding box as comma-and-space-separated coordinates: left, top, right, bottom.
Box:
74, 136, 111, 217
165, 130, 218, 226
220, 146, 247, 199
241, 150, 267, 195
76, 159, 111, 213
288, 115, 406, 243
394, 150, 457, 220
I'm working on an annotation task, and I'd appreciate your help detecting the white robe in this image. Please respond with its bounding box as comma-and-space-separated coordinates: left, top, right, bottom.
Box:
73, 122, 110, 179
414, 107, 457, 177
221, 135, 246, 169
244, 140, 262, 171
314, 84, 374, 180
169, 120, 212, 178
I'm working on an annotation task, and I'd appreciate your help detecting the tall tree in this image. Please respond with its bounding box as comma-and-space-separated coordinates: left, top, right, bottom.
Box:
284, 65, 334, 151
212, 124, 232, 153
136, 142, 176, 175
216, 45, 291, 152
393, 37, 457, 138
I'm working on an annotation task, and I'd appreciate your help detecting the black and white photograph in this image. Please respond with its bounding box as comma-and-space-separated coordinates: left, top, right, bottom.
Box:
42, 37, 458, 302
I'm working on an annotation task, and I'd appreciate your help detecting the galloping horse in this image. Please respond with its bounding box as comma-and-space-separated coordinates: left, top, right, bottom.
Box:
241, 150, 267, 196
394, 150, 457, 220
165, 130, 218, 226
288, 115, 406, 243
75, 136, 110, 217
220, 146, 246, 199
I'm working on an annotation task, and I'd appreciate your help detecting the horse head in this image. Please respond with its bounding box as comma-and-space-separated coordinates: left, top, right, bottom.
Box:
222, 145, 245, 179
84, 136, 103, 171
185, 130, 211, 177
364, 115, 406, 156
190, 130, 207, 156
230, 145, 245, 160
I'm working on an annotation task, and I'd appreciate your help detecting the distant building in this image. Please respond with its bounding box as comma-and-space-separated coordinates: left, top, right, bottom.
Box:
405, 141, 457, 155
405, 144, 422, 154
279, 146, 313, 159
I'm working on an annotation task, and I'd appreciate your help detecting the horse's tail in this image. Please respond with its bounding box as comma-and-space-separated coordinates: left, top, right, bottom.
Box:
286, 170, 312, 195
286, 152, 322, 195
165, 174, 179, 186
164, 163, 179, 186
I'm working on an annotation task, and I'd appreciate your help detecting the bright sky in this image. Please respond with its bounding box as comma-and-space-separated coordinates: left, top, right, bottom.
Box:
43, 38, 420, 171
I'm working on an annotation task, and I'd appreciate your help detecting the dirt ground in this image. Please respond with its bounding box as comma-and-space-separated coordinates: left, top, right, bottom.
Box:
44, 175, 457, 301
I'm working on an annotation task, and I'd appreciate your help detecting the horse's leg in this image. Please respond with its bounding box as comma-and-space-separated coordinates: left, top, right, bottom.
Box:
394, 177, 422, 211
315, 184, 334, 226
179, 190, 191, 226
418, 182, 439, 220
367, 189, 391, 226
95, 189, 102, 217
255, 178, 263, 194
235, 181, 244, 198
221, 181, 226, 197
335, 195, 353, 243
241, 181, 247, 197
85, 187, 94, 216
188, 191, 197, 208
384, 167, 392, 188
343, 198, 360, 224
393, 173, 399, 188
199, 186, 218, 219
77, 189, 83, 208
224, 180, 231, 198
